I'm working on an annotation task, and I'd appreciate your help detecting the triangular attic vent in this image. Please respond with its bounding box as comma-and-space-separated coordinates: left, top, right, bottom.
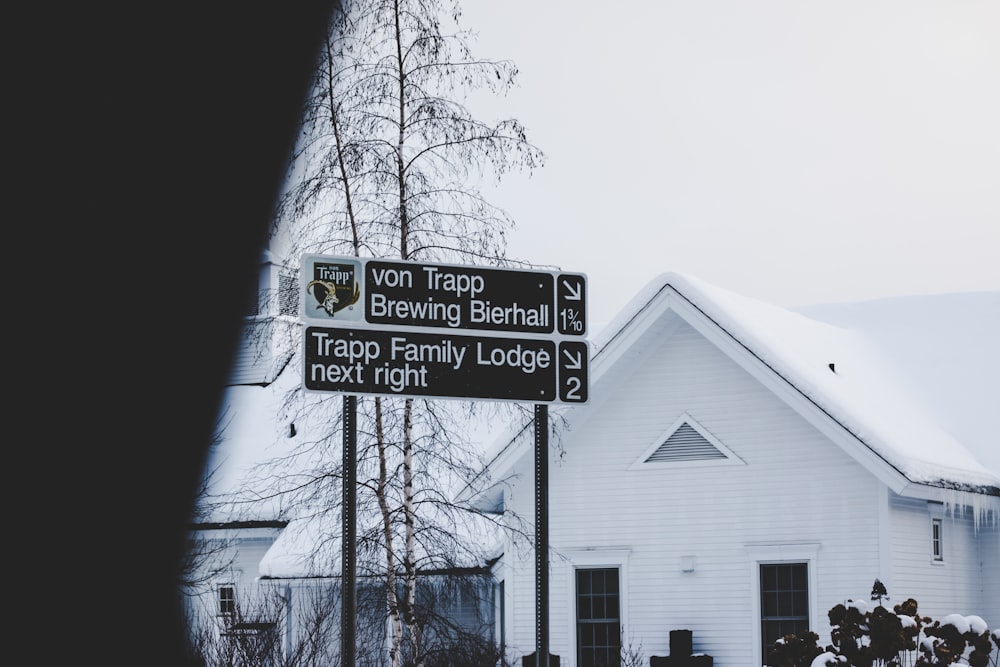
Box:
631, 413, 744, 469
645, 422, 726, 463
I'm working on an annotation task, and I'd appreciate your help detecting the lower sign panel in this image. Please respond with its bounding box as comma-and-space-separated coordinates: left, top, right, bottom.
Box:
304, 326, 565, 402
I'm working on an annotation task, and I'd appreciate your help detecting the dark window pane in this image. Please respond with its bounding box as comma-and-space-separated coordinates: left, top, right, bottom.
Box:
577, 568, 621, 667
593, 597, 606, 619
762, 565, 777, 589
761, 564, 809, 665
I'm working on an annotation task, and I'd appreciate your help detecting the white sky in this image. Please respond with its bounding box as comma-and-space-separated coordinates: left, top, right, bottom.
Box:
459, 0, 1000, 326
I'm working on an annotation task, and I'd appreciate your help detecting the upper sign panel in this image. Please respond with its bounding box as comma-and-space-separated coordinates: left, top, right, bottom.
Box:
301, 254, 587, 337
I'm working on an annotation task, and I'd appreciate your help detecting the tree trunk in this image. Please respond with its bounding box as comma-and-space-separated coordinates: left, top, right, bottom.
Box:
402, 398, 423, 667
375, 398, 403, 667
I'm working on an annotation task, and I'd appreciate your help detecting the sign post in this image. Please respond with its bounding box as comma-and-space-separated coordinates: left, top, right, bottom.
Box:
300, 255, 588, 665
341, 395, 356, 667
535, 403, 550, 667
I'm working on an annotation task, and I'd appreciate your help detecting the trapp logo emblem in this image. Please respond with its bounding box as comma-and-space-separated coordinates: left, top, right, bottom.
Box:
307, 261, 361, 317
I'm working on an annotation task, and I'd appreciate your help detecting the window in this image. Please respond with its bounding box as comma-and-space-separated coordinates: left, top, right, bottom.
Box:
219, 585, 236, 615
932, 518, 943, 561
576, 568, 621, 667
760, 563, 809, 665
497, 580, 505, 663
278, 272, 299, 316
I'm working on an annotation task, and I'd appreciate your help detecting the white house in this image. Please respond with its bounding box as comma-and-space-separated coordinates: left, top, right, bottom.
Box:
459, 272, 1000, 667
188, 258, 998, 666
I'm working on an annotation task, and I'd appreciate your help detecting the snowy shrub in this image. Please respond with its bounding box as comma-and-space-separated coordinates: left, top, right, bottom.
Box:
765, 581, 999, 667
916, 613, 999, 667
766, 630, 824, 666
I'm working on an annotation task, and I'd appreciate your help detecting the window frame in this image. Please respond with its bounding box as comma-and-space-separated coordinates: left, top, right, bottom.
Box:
759, 562, 810, 665
278, 271, 299, 317
218, 583, 236, 617
931, 517, 944, 562
575, 567, 622, 667
928, 501, 945, 564
496, 579, 506, 663
747, 543, 819, 667
565, 549, 630, 667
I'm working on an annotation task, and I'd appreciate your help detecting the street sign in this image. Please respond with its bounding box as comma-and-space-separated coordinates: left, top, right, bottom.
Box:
556, 273, 586, 335
301, 255, 587, 337
299, 254, 590, 667
303, 326, 588, 403
557, 340, 588, 403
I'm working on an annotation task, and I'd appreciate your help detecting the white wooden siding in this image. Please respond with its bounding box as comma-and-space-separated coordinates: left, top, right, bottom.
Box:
979, 527, 1000, 627
890, 494, 1000, 623
506, 321, 886, 667
186, 529, 283, 628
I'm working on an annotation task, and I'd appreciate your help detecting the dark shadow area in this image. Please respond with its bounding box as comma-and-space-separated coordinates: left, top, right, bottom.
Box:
18, 2, 338, 663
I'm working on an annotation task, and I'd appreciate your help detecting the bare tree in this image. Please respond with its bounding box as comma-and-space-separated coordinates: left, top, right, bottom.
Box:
185, 586, 286, 667
185, 583, 343, 667
277, 0, 544, 264
219, 0, 546, 665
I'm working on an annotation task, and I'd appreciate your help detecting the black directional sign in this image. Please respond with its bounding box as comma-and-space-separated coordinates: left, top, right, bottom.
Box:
365, 259, 557, 335
557, 340, 589, 403
301, 255, 587, 337
556, 274, 586, 336
304, 326, 578, 402
300, 255, 590, 404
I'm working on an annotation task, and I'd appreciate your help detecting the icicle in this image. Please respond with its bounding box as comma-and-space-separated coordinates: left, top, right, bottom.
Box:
942, 489, 1000, 531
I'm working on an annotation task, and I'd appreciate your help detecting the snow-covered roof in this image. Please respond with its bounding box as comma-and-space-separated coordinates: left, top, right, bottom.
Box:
588, 272, 999, 493
197, 372, 304, 525
256, 510, 503, 579
201, 272, 1000, 577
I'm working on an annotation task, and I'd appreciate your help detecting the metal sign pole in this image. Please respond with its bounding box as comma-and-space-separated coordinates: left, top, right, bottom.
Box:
535, 403, 549, 667
341, 395, 357, 665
